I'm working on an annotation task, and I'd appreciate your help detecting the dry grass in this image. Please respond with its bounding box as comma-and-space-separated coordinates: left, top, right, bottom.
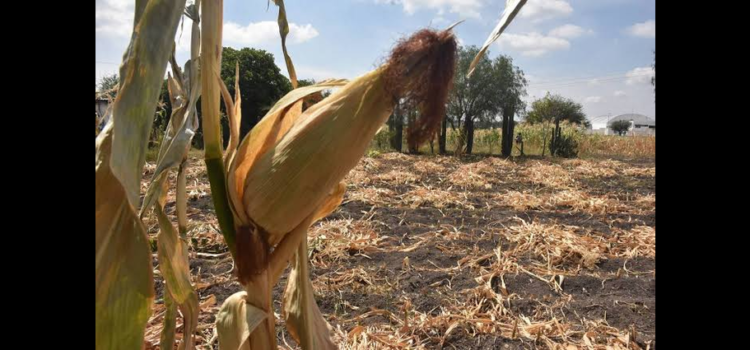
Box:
503, 219, 606, 271
523, 161, 575, 189
402, 186, 475, 210
309, 219, 390, 267
375, 170, 422, 185
141, 152, 655, 349
412, 160, 446, 174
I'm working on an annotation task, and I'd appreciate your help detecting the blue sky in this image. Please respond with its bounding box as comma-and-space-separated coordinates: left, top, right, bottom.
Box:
96, 0, 655, 128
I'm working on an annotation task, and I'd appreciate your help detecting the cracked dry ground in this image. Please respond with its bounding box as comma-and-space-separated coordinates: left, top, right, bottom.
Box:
142, 153, 655, 350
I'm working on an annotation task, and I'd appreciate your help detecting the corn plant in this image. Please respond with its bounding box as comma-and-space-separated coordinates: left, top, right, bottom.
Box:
96, 0, 528, 348
137, 4, 202, 349
202, 3, 459, 348
95, 1, 187, 349
481, 128, 501, 155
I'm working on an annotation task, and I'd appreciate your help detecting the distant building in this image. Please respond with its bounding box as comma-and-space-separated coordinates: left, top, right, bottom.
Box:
96, 95, 110, 133
96, 96, 108, 118
607, 113, 655, 136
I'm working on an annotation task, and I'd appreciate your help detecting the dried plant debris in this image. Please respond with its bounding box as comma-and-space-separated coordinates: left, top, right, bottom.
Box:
142, 153, 655, 349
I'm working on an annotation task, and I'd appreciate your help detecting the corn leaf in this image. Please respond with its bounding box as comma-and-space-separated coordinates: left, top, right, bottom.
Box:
156, 205, 199, 350
160, 291, 178, 349
143, 11, 203, 346
270, 0, 298, 88
176, 158, 189, 234
111, 0, 189, 207
468, 0, 527, 77
138, 71, 197, 218
216, 292, 268, 350
218, 63, 242, 170
281, 183, 346, 349
282, 238, 336, 349
95, 0, 187, 349
96, 126, 155, 350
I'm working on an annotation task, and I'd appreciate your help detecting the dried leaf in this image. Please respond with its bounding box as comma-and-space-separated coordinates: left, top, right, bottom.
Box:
95, 1, 187, 349
468, 0, 527, 77
216, 292, 268, 350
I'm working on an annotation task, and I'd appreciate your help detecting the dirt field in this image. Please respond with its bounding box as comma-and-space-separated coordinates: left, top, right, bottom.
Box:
142, 152, 655, 349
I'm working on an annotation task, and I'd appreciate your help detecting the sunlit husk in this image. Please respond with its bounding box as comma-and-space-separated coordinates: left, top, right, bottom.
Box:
242, 69, 392, 240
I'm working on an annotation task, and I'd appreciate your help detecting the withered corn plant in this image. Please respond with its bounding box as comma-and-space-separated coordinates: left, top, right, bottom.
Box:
137, 3, 202, 349
95, 0, 187, 349
208, 1, 529, 348
200, 1, 460, 348
96, 0, 527, 348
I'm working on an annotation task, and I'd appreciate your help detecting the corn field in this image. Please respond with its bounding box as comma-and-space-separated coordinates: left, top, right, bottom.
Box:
96, 1, 655, 349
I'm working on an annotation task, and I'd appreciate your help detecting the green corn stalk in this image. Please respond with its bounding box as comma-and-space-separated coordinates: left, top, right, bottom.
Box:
200, 0, 237, 256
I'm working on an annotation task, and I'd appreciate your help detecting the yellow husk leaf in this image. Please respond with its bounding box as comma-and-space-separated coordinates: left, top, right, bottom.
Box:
215, 291, 268, 350
227, 80, 348, 227
242, 69, 393, 240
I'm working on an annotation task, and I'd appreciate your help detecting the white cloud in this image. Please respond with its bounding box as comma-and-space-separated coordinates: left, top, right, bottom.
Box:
588, 79, 600, 86
374, 0, 484, 18
626, 20, 655, 38
496, 32, 570, 57
626, 66, 654, 85
95, 0, 134, 37
614, 90, 627, 97
584, 96, 602, 103
223, 21, 319, 46
549, 24, 592, 39
519, 0, 572, 23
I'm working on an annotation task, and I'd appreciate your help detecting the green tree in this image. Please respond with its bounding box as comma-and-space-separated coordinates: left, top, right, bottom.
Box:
97, 74, 119, 97
158, 50, 290, 150
526, 94, 589, 156
494, 55, 527, 157
610, 120, 631, 136
444, 47, 526, 155
446, 46, 502, 155
387, 102, 404, 152
220, 47, 292, 140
